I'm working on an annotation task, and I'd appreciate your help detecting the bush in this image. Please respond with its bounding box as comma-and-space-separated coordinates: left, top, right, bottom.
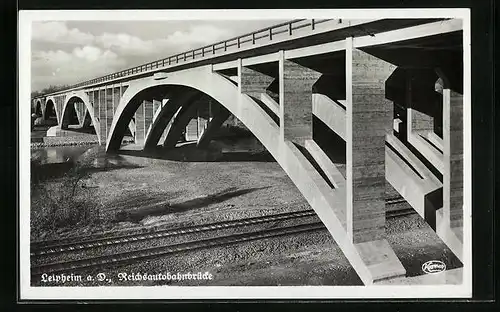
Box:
31, 159, 104, 240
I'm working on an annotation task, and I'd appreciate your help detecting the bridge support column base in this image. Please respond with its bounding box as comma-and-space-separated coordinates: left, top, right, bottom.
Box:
436, 210, 463, 262
354, 239, 406, 283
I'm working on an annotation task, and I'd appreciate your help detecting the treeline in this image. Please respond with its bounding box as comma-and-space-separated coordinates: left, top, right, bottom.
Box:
31, 84, 71, 98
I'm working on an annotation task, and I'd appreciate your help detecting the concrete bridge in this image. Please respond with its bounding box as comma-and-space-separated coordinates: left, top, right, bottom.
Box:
32, 18, 464, 284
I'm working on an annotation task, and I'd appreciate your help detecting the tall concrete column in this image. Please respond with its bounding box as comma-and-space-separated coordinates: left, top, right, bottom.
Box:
111, 86, 117, 114
186, 118, 199, 141
135, 101, 145, 146
143, 100, 154, 139
105, 88, 114, 144
443, 89, 463, 240
346, 40, 396, 244
92, 91, 99, 128
279, 51, 321, 146
99, 88, 107, 145
344, 38, 405, 281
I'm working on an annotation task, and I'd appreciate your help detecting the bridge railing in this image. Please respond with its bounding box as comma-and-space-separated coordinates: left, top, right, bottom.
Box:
66, 19, 332, 91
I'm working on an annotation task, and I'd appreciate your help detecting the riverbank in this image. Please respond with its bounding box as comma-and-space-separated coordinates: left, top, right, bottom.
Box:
30, 126, 134, 148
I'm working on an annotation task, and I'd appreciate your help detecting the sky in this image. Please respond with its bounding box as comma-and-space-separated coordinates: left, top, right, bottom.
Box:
31, 20, 285, 92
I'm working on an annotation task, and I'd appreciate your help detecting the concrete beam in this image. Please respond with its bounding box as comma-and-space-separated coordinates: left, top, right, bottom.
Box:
304, 139, 345, 189
312, 93, 346, 140
163, 97, 204, 149
279, 52, 321, 146
345, 38, 406, 281
385, 133, 442, 220
285, 40, 345, 60
153, 99, 161, 116
212, 60, 239, 71
241, 52, 280, 67
197, 106, 231, 149
353, 19, 462, 49
260, 93, 280, 117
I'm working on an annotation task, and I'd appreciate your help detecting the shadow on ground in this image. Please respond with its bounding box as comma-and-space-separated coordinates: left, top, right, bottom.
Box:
116, 142, 276, 163
114, 186, 269, 223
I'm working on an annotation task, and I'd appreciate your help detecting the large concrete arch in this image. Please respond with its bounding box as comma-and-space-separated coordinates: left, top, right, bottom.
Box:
61, 91, 101, 143
106, 65, 395, 285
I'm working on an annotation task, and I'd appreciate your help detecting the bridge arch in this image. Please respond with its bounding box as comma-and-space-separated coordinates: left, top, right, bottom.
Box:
35, 100, 42, 116
107, 66, 280, 153
43, 98, 57, 121
61, 91, 101, 143
105, 64, 378, 281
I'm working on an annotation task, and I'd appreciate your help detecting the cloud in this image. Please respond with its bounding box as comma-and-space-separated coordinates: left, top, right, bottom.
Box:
96, 32, 159, 55
31, 45, 126, 90
32, 21, 94, 45
31, 22, 233, 91
95, 24, 232, 56
164, 24, 232, 48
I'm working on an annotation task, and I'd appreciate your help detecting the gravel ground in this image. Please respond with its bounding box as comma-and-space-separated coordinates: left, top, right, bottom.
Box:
30, 141, 463, 287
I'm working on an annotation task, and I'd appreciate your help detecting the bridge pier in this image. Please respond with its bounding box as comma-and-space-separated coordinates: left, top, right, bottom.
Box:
279, 53, 321, 146
345, 40, 406, 281
98, 89, 106, 145
444, 90, 463, 234
144, 100, 154, 144
105, 88, 114, 142
437, 86, 464, 260
134, 101, 145, 146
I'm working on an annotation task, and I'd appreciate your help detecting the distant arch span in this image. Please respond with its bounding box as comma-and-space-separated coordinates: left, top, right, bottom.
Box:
61, 91, 101, 143
43, 98, 57, 121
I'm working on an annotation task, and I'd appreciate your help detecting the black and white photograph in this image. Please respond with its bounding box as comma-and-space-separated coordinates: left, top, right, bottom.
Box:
19, 9, 472, 299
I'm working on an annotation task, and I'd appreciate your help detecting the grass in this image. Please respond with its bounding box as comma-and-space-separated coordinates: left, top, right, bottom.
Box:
30, 156, 106, 241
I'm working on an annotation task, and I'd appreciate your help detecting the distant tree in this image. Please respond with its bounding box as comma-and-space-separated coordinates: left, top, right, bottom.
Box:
31, 84, 71, 99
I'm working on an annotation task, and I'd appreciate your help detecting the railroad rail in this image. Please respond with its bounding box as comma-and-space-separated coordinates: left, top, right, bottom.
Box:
31, 199, 413, 277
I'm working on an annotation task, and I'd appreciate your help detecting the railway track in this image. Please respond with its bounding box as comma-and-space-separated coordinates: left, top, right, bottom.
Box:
31, 198, 414, 277
31, 221, 326, 276
32, 198, 409, 257
31, 209, 317, 257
